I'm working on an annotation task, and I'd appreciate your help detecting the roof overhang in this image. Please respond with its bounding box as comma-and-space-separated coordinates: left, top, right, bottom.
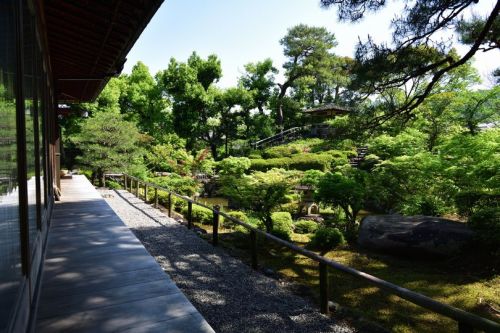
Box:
303, 104, 351, 116
41, 0, 163, 103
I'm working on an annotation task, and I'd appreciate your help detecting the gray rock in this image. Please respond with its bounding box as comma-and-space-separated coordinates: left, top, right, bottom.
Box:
358, 215, 474, 256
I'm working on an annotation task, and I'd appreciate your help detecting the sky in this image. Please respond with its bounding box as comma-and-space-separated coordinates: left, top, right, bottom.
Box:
123, 0, 499, 88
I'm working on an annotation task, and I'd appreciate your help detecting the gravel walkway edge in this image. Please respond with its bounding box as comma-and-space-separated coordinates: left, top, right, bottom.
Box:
100, 189, 357, 333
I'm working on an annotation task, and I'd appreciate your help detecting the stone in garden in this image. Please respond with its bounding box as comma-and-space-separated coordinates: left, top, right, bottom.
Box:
358, 215, 474, 256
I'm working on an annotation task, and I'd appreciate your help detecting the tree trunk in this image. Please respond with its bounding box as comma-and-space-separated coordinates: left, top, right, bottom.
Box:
97, 169, 104, 187
264, 214, 273, 233
210, 143, 219, 161
225, 135, 229, 157
276, 82, 290, 130
257, 104, 264, 115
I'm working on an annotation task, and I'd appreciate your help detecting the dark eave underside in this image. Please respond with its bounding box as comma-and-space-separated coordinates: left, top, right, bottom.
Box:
44, 0, 163, 103
304, 103, 351, 114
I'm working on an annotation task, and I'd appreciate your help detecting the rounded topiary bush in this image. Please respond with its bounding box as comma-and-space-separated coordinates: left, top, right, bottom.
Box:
173, 196, 187, 212
106, 179, 122, 190
181, 205, 213, 224
271, 212, 293, 241
234, 217, 263, 234
294, 220, 318, 234
223, 211, 249, 229
309, 227, 345, 250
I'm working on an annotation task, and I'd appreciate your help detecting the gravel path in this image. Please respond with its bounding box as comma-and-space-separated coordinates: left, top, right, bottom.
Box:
100, 189, 355, 333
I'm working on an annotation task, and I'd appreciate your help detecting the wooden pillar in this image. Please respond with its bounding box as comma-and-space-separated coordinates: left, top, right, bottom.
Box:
212, 205, 220, 246
167, 193, 172, 217
250, 230, 258, 269
319, 262, 329, 315
458, 322, 473, 333
187, 201, 192, 229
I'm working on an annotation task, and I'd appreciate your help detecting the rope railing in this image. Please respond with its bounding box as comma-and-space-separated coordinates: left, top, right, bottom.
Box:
251, 126, 310, 149
105, 173, 500, 333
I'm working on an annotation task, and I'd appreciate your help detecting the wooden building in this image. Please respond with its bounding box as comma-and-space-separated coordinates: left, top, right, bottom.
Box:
0, 1, 163, 332
303, 103, 351, 120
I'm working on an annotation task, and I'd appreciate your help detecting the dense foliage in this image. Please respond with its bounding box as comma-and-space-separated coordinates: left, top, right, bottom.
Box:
71, 112, 142, 186
62, 9, 498, 256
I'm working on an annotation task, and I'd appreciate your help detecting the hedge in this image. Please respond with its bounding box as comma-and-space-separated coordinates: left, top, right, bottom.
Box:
181, 205, 213, 225
250, 153, 333, 172
223, 211, 249, 229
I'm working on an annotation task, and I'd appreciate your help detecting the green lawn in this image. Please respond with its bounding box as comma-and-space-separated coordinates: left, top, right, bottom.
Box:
196, 224, 499, 332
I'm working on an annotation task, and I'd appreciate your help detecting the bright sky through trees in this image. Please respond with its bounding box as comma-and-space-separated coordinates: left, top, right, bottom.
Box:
123, 0, 499, 87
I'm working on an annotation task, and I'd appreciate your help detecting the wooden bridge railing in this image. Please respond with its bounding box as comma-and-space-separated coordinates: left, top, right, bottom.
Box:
105, 173, 500, 333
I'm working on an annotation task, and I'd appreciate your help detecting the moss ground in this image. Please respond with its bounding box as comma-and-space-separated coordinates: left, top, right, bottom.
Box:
196, 223, 499, 333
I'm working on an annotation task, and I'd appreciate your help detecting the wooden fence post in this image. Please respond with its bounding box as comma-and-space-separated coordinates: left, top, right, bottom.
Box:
168, 193, 172, 217
250, 230, 258, 269
319, 262, 329, 315
187, 201, 192, 229
123, 174, 127, 191
458, 322, 473, 333
212, 205, 220, 246
154, 188, 158, 208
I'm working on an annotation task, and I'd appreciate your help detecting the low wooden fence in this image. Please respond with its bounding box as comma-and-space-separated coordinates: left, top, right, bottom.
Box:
105, 173, 500, 333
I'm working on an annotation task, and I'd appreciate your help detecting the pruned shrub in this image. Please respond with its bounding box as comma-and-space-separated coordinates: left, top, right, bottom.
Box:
223, 211, 248, 229
106, 179, 122, 190
217, 156, 251, 176
234, 216, 263, 234
181, 205, 213, 224
309, 227, 345, 250
173, 196, 188, 212
148, 174, 200, 196
294, 220, 318, 234
271, 212, 293, 241
250, 153, 333, 172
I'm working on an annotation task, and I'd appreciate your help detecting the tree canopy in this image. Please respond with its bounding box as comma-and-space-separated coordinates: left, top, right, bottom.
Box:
319, 0, 500, 125
71, 112, 142, 186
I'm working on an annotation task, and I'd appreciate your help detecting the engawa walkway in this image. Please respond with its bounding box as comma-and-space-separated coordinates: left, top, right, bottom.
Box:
35, 175, 214, 333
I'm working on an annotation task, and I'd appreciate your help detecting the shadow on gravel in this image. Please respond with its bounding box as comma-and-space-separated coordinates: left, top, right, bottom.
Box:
129, 224, 356, 333
112, 190, 171, 226
108, 189, 384, 333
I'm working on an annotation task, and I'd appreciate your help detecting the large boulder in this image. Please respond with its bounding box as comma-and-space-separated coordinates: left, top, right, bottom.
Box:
358, 215, 474, 257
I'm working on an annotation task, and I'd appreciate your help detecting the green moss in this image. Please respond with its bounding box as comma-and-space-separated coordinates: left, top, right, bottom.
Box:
201, 224, 499, 333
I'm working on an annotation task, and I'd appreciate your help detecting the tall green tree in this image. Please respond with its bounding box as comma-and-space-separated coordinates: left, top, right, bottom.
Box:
159, 52, 223, 156
415, 92, 458, 151
160, 53, 252, 159
451, 86, 500, 135
72, 112, 142, 186
120, 62, 169, 138
217, 87, 253, 157
276, 24, 337, 128
238, 59, 277, 114
319, 0, 500, 125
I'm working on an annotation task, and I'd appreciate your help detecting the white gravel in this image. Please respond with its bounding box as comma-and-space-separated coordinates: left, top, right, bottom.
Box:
100, 189, 357, 333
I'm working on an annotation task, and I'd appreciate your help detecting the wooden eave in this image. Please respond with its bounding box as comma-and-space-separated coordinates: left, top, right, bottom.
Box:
40, 0, 164, 103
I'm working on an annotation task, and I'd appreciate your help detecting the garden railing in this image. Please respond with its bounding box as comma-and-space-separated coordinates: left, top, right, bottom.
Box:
105, 173, 500, 333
